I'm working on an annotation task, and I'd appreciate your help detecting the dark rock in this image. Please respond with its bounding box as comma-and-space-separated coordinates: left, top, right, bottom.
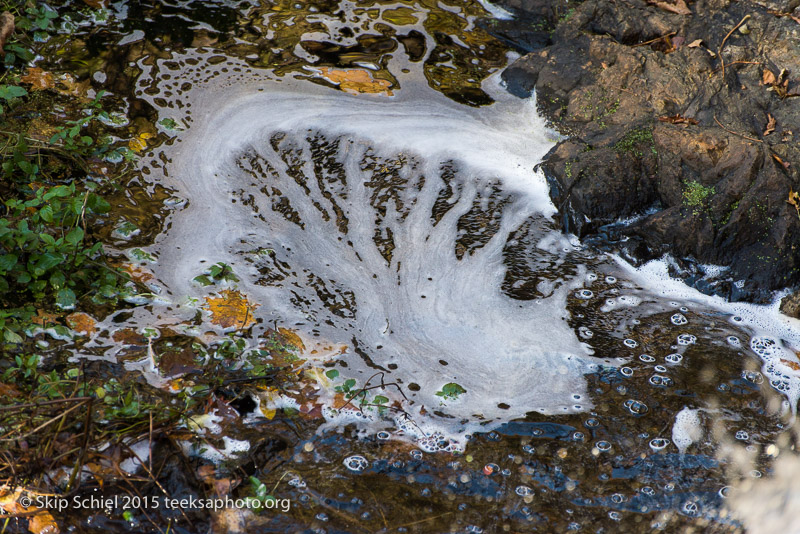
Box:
496, 0, 800, 304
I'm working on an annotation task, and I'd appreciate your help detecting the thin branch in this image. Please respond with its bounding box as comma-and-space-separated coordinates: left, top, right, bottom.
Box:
719, 15, 751, 78
713, 114, 762, 143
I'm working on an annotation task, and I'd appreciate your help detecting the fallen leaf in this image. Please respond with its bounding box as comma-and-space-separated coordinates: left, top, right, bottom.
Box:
118, 262, 155, 283
66, 312, 97, 336
31, 309, 59, 327
54, 73, 90, 99
658, 114, 699, 125
648, 0, 691, 15
28, 509, 59, 534
82, 0, 109, 7
204, 289, 259, 329
0, 382, 21, 398
780, 358, 800, 371
313, 67, 393, 96
762, 69, 776, 85
278, 327, 305, 351
687, 39, 703, 48
112, 328, 147, 345
20, 68, 54, 91
128, 132, 155, 153
763, 113, 776, 136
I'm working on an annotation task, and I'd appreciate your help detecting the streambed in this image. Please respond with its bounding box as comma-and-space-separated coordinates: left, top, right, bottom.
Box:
61, 0, 800, 532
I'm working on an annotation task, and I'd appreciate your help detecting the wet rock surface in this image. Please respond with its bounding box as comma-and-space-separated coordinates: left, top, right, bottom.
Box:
495, 0, 800, 303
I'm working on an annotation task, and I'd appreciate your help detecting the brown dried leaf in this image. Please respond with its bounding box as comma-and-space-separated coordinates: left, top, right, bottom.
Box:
66, 312, 97, 336
82, 0, 109, 7
762, 69, 776, 85
649, 0, 691, 15
31, 309, 59, 327
20, 68, 54, 91
278, 327, 306, 351
658, 114, 699, 125
28, 509, 59, 534
0, 12, 13, 51
780, 358, 800, 371
687, 39, 703, 48
764, 113, 776, 136
315, 67, 393, 96
112, 328, 147, 345
205, 289, 259, 329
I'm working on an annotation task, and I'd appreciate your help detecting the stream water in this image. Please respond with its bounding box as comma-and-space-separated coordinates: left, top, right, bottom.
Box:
60, 0, 800, 532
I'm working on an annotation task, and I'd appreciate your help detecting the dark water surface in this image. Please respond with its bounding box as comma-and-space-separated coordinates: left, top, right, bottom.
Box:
48, 1, 800, 532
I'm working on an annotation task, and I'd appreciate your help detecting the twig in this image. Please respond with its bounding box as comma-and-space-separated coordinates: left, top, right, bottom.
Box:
713, 114, 762, 143
719, 15, 751, 78
631, 31, 676, 47
711, 60, 761, 74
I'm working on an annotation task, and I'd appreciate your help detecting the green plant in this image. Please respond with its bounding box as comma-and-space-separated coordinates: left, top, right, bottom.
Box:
0, 85, 27, 114
683, 180, 715, 215
0, 182, 120, 310
614, 127, 656, 157
193, 262, 239, 286
435, 382, 466, 400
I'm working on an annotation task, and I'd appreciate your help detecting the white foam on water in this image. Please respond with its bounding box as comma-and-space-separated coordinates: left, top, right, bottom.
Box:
613, 255, 800, 411
672, 406, 703, 454
152, 73, 602, 444
476, 0, 515, 20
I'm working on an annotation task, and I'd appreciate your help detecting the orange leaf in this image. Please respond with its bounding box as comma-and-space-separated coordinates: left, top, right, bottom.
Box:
780, 359, 800, 371
278, 327, 306, 351
762, 69, 776, 85
20, 68, 54, 91
28, 509, 59, 534
66, 312, 97, 336
204, 290, 259, 329
314, 67, 393, 96
31, 309, 59, 327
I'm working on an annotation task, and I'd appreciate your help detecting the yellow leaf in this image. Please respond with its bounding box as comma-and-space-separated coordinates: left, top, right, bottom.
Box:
315, 67, 393, 96
28, 509, 59, 534
204, 289, 259, 330
128, 132, 154, 153
304, 367, 331, 388
278, 327, 305, 351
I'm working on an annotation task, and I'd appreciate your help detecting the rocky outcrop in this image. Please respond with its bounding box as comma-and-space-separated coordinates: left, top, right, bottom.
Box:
491, 0, 800, 303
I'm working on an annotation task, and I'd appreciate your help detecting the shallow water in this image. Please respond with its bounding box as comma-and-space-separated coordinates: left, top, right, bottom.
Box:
65, 0, 800, 531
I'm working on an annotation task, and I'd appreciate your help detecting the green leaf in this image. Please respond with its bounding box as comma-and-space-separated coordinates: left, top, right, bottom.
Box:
55, 288, 77, 309
39, 233, 55, 246
3, 329, 23, 344
436, 382, 466, 399
325, 369, 339, 380
193, 274, 212, 286
65, 227, 84, 246
35, 252, 64, 274
0, 85, 28, 100
373, 395, 389, 405
0, 254, 17, 272
39, 204, 53, 223
49, 270, 65, 289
